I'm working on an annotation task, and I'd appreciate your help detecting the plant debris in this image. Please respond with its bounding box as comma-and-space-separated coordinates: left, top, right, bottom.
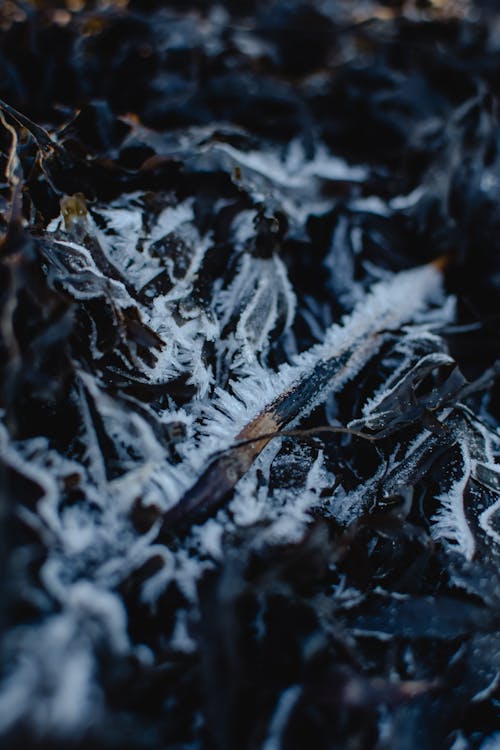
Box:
1, 1, 500, 749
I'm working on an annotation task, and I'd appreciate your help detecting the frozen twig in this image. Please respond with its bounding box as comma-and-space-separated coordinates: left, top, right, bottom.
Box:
158, 259, 446, 535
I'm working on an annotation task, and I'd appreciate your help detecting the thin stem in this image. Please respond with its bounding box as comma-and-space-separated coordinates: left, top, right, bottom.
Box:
221, 424, 379, 455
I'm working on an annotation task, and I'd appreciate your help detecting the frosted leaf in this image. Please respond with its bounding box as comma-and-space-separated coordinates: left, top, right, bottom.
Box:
215, 251, 296, 373
431, 443, 476, 560
324, 215, 364, 309
213, 139, 366, 190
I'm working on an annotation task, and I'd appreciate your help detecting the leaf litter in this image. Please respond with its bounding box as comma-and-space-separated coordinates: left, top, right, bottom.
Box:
1, 1, 500, 749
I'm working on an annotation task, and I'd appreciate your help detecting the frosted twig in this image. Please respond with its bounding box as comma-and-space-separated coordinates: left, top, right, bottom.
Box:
157, 259, 447, 536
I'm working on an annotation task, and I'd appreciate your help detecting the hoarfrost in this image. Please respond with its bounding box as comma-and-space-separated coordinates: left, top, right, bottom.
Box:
2, 60, 500, 748
431, 444, 476, 560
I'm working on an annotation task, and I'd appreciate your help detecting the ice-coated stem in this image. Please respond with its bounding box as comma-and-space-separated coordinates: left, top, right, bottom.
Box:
158, 259, 447, 535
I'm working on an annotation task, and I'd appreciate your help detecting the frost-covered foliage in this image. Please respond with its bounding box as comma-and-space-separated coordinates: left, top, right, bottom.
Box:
1, 2, 500, 750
